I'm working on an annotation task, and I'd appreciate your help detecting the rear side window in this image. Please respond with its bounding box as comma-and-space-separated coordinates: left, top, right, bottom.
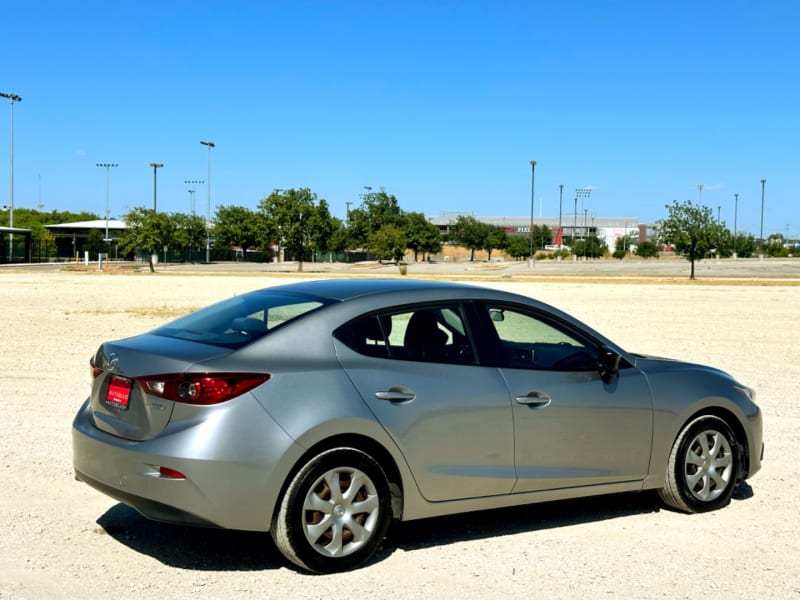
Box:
336, 305, 478, 365
152, 291, 328, 348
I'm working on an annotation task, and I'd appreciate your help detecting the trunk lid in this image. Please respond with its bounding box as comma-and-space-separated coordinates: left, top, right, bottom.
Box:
89, 333, 233, 441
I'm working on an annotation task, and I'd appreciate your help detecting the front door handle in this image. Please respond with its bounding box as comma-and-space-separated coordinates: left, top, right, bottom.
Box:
375, 388, 416, 403
515, 391, 552, 408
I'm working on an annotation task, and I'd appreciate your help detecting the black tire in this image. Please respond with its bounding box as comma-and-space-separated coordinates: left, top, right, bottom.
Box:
659, 415, 740, 513
271, 448, 392, 573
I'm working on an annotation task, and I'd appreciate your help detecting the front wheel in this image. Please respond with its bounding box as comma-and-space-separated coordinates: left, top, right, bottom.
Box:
271, 448, 392, 573
659, 415, 740, 513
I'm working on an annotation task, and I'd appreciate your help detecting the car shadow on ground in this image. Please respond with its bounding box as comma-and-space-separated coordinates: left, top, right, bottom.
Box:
95, 489, 676, 572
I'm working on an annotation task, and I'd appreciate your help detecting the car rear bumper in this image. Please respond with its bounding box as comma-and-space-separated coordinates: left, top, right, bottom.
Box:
71, 397, 297, 532
74, 468, 219, 527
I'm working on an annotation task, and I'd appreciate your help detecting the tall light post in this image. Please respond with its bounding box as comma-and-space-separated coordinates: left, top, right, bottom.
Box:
185, 180, 203, 215
200, 141, 215, 262
733, 192, 739, 259
760, 178, 767, 254
583, 208, 588, 258
573, 188, 591, 251
529, 160, 536, 261
149, 163, 163, 211
558, 183, 564, 249
697, 183, 704, 204
96, 163, 118, 242
1, 91, 21, 261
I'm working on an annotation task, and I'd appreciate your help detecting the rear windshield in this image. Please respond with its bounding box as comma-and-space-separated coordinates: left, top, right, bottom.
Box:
152, 290, 330, 348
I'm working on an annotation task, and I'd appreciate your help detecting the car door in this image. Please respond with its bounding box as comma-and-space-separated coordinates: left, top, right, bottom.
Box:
476, 302, 654, 493
333, 303, 515, 502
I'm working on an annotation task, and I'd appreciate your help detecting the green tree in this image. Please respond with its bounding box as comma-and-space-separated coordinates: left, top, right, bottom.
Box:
531, 224, 553, 251
82, 229, 109, 260
612, 234, 633, 259
483, 224, 508, 261
306, 198, 344, 260
635, 240, 659, 258
658, 200, 726, 280
119, 207, 175, 272
404, 211, 442, 261
505, 235, 531, 260
258, 188, 332, 271
571, 236, 607, 259
731, 233, 756, 258
448, 215, 486, 261
172, 212, 209, 262
213, 205, 266, 255
367, 224, 407, 263
346, 188, 404, 249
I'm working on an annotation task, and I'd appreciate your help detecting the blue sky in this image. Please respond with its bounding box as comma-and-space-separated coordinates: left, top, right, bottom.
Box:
2, 1, 798, 236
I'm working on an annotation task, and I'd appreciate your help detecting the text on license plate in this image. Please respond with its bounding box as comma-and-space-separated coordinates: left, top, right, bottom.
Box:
106, 376, 132, 410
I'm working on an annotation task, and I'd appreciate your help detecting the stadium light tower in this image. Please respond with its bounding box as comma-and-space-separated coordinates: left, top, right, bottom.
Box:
573, 188, 591, 248
185, 180, 204, 215
1, 91, 21, 261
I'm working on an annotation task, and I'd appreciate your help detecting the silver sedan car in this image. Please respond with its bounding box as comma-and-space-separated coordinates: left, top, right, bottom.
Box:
73, 279, 763, 573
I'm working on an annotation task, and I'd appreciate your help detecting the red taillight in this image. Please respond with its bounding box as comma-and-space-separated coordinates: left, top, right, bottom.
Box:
134, 373, 270, 405
90, 359, 103, 379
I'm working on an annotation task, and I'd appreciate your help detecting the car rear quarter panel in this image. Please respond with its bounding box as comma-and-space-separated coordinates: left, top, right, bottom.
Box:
73, 393, 302, 531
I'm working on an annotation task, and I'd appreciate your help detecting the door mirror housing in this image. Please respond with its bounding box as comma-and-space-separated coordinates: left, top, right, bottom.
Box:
598, 347, 621, 385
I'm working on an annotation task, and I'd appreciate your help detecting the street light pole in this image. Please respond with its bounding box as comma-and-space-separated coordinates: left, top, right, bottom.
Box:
200, 141, 215, 262
760, 178, 767, 254
1, 91, 21, 261
96, 163, 118, 243
149, 163, 163, 211
558, 183, 564, 249
733, 192, 739, 259
529, 160, 536, 262
185, 180, 204, 215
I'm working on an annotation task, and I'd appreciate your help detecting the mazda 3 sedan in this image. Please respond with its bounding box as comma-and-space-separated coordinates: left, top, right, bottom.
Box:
73, 278, 763, 573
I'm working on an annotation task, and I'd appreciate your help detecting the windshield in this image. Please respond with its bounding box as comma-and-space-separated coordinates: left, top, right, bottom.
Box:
152, 290, 330, 348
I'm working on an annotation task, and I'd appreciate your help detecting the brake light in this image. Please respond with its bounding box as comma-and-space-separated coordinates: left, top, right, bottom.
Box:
90, 359, 103, 379
134, 373, 270, 405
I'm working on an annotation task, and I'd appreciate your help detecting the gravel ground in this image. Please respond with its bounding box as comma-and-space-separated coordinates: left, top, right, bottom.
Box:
0, 266, 797, 599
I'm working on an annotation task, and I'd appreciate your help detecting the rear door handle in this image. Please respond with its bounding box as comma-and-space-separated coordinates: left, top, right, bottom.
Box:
515, 391, 552, 408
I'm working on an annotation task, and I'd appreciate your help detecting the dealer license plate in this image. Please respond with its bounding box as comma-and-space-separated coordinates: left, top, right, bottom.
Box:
105, 376, 132, 410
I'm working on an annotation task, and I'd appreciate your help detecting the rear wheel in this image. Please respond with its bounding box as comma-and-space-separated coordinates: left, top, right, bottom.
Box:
659, 415, 740, 513
271, 448, 392, 573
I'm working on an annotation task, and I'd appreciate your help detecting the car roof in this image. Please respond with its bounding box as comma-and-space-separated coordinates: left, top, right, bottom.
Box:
264, 278, 483, 302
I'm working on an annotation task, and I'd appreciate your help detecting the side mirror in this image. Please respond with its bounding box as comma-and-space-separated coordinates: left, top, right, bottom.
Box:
598, 347, 621, 385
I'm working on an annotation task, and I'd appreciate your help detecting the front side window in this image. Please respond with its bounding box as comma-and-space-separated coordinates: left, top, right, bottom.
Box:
482, 304, 597, 371
336, 304, 478, 364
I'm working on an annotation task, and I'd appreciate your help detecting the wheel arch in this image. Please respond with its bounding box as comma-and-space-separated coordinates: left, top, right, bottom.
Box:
272, 433, 406, 525
680, 406, 751, 480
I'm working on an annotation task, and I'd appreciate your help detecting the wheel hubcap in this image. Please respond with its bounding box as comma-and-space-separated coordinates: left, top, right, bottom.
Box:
683, 428, 734, 502
302, 467, 381, 558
